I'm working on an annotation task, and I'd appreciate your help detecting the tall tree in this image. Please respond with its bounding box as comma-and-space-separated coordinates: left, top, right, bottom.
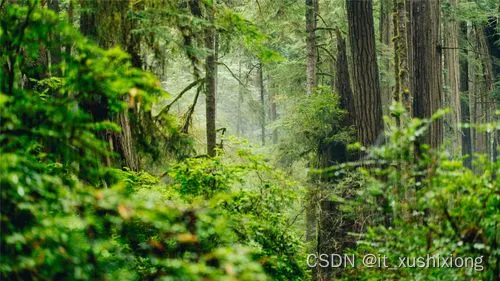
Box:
443, 0, 462, 155
79, 0, 140, 170
467, 23, 497, 162
205, 6, 217, 156
316, 29, 357, 281
459, 22, 472, 168
65, 0, 74, 56
237, 60, 243, 138
305, 0, 319, 260
393, 0, 411, 115
484, 16, 499, 163
47, 0, 62, 73
346, 0, 383, 147
380, 0, 393, 116
305, 0, 318, 96
258, 62, 266, 146
335, 29, 355, 125
409, 0, 443, 148
268, 78, 278, 144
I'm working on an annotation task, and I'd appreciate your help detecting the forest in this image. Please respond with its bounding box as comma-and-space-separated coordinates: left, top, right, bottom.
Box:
0, 0, 499, 280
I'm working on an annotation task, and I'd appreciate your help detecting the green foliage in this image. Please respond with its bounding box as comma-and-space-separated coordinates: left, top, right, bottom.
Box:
169, 155, 238, 198
334, 106, 499, 280
1, 2, 305, 280
167, 147, 306, 280
0, 154, 269, 280
275, 88, 354, 166
132, 0, 281, 77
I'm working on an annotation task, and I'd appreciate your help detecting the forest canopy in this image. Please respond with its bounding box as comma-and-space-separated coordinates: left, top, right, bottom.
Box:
0, 0, 498, 280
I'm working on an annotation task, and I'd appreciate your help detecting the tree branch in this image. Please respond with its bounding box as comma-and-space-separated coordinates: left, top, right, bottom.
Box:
315, 12, 334, 40
217, 61, 245, 86
315, 27, 336, 31
317, 45, 336, 62
156, 78, 204, 117
181, 82, 204, 133
245, 63, 259, 82
318, 72, 333, 77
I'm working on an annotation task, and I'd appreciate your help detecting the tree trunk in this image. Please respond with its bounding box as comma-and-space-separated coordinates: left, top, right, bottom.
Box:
258, 63, 266, 146
443, 0, 462, 156
237, 60, 243, 138
468, 23, 497, 163
65, 0, 74, 56
79, 0, 98, 40
380, 0, 393, 116
476, 25, 497, 163
467, 23, 478, 158
115, 112, 138, 170
305, 189, 318, 280
484, 16, 499, 164
393, 0, 411, 114
335, 29, 355, 125
305, 0, 318, 96
305, 1, 319, 265
47, 0, 61, 75
346, 0, 383, 147
459, 22, 472, 169
410, 0, 442, 148
268, 75, 278, 144
380, 0, 392, 51
316, 200, 336, 280
79, 0, 140, 171
205, 13, 217, 156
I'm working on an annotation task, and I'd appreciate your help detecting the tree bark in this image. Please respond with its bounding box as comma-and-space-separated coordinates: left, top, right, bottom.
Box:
459, 22, 472, 169
205, 13, 217, 156
335, 29, 355, 125
484, 16, 499, 164
393, 0, 411, 114
305, 0, 318, 96
468, 23, 497, 163
410, 0, 443, 148
380, 0, 393, 116
443, 0, 462, 156
305, 1, 319, 269
346, 0, 383, 147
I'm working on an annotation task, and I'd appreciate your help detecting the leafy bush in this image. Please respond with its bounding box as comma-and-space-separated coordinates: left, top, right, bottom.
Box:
0, 155, 269, 280
333, 107, 499, 280
166, 147, 306, 281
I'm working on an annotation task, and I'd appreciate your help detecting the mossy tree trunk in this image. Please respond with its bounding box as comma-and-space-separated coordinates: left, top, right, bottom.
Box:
305, 0, 318, 96
205, 9, 217, 157
79, 0, 140, 171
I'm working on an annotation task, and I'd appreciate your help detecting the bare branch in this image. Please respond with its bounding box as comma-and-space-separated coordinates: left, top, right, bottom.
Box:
181, 82, 204, 133
315, 27, 336, 32
156, 78, 204, 117
217, 61, 245, 86
245, 63, 259, 82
